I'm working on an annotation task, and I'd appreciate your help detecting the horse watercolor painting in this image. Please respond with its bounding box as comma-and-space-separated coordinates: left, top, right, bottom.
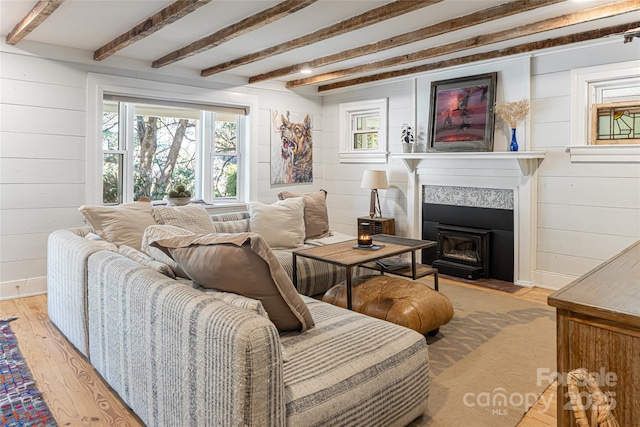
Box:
271, 110, 313, 184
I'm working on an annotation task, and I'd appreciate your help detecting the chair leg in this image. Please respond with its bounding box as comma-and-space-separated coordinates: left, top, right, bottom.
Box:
433, 270, 439, 291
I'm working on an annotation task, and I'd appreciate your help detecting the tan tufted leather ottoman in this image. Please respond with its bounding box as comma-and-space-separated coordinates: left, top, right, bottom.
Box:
322, 275, 454, 335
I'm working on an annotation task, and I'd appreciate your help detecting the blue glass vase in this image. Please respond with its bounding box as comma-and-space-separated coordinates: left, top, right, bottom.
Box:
510, 128, 519, 152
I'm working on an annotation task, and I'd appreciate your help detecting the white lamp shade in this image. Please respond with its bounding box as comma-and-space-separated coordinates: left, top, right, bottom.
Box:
360, 170, 389, 189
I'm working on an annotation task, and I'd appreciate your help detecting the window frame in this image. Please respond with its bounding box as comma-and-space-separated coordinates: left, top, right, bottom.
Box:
338, 98, 388, 163
207, 114, 246, 202
87, 73, 258, 206
568, 60, 640, 163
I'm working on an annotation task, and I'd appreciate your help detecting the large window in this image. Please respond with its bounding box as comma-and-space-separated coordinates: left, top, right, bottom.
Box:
101, 96, 245, 204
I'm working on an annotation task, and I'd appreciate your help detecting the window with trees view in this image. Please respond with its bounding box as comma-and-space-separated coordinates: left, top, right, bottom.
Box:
101, 97, 243, 204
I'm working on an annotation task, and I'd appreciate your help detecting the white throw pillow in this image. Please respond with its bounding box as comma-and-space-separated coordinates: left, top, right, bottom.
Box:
78, 201, 156, 250
249, 198, 305, 249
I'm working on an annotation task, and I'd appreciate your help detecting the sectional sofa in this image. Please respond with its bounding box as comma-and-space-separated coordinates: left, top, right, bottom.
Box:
47, 201, 431, 426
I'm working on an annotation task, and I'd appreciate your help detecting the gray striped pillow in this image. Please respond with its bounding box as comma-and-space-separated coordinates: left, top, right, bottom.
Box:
211, 219, 250, 233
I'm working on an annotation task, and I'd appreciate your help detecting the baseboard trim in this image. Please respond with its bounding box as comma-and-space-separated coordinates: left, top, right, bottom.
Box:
514, 280, 533, 288
0, 277, 47, 300
531, 269, 578, 291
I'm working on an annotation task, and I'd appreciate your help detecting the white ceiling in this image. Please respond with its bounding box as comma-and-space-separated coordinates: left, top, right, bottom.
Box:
1, 0, 638, 93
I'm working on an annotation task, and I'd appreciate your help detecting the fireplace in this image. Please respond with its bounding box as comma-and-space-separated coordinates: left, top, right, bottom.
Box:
433, 225, 491, 280
422, 187, 514, 282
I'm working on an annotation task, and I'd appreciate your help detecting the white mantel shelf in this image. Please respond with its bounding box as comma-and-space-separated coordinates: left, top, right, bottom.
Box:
391, 151, 546, 176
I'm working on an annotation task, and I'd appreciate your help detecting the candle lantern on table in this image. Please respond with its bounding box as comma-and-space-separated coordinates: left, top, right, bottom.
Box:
358, 225, 373, 247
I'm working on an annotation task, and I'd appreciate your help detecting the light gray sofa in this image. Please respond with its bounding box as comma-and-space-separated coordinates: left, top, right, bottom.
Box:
87, 251, 430, 426
48, 210, 431, 426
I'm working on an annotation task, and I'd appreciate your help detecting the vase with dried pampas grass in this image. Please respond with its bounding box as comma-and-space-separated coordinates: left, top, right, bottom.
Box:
494, 99, 530, 151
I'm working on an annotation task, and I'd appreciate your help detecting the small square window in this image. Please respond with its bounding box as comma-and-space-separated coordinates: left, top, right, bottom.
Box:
339, 98, 388, 163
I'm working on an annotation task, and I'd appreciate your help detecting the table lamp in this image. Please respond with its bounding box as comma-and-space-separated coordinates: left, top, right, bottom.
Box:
360, 170, 388, 218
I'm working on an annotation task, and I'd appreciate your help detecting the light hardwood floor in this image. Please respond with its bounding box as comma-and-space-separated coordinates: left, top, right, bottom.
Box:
0, 281, 557, 427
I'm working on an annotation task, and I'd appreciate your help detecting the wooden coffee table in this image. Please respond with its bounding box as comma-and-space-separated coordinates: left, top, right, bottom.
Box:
292, 234, 437, 310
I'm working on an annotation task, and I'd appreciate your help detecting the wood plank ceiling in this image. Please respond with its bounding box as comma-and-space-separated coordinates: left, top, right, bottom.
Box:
2, 0, 639, 93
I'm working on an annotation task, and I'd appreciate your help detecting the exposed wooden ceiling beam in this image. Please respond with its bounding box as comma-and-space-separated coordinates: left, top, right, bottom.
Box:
152, 0, 318, 69
6, 0, 65, 45
288, 0, 640, 88
248, 0, 564, 84
94, 0, 211, 61
318, 21, 640, 92
200, 0, 442, 77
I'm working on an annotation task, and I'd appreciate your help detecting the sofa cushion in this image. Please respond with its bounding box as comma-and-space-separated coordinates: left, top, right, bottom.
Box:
278, 190, 331, 239
249, 198, 305, 249
141, 225, 196, 278
281, 296, 429, 426
151, 232, 314, 332
152, 205, 215, 234
118, 245, 176, 279
78, 201, 156, 250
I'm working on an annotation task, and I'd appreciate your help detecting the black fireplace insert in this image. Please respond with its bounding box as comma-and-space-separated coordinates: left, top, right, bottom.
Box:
423, 203, 514, 282
433, 224, 490, 279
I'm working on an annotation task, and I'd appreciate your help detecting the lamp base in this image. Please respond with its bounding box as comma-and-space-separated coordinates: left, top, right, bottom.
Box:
369, 189, 383, 218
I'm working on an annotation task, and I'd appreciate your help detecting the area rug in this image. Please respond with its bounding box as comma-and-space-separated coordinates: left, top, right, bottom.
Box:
0, 318, 58, 427
411, 281, 557, 427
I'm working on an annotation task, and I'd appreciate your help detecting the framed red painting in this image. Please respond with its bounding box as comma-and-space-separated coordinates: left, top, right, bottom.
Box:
428, 72, 497, 152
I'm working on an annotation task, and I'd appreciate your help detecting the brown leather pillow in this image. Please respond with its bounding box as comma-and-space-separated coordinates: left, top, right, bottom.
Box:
278, 190, 331, 239
151, 232, 314, 332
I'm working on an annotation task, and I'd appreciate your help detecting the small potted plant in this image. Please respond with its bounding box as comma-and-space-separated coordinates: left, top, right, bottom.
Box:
165, 183, 192, 206
401, 123, 415, 153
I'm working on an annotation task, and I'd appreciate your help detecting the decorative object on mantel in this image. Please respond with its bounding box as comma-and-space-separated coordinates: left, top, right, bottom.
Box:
401, 123, 415, 153
361, 170, 388, 218
494, 99, 530, 152
428, 72, 497, 152
165, 183, 192, 206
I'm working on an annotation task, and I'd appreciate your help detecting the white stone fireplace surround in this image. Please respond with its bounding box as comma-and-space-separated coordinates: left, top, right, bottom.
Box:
393, 152, 545, 287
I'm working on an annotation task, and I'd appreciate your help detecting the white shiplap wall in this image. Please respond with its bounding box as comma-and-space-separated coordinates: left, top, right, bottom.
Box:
0, 46, 323, 299
322, 80, 414, 237
1, 52, 88, 298
530, 41, 640, 289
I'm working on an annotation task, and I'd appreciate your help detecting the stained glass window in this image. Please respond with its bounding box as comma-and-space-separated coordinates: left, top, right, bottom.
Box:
592, 103, 640, 145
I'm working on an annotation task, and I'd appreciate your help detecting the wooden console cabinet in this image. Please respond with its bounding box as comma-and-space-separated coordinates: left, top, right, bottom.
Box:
547, 240, 640, 427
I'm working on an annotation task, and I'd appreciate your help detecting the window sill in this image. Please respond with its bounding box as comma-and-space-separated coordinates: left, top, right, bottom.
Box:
203, 202, 248, 214
566, 145, 640, 163
151, 199, 247, 213
338, 151, 389, 164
